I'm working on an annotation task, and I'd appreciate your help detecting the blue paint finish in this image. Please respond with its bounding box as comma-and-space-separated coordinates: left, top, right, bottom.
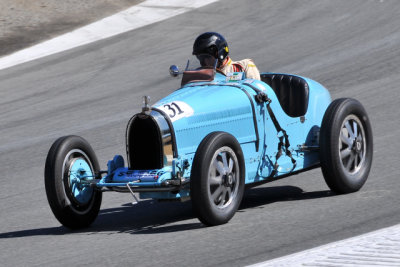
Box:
98, 71, 332, 200
155, 76, 257, 156
112, 168, 160, 183
69, 158, 94, 204
97, 167, 173, 187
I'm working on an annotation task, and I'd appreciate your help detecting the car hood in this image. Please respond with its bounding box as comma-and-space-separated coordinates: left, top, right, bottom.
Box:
153, 77, 257, 155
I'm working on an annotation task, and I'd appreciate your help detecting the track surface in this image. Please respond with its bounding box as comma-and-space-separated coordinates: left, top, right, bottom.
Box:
1, 0, 400, 266
0, 0, 143, 57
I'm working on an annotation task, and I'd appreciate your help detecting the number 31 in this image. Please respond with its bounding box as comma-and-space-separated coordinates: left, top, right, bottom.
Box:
164, 102, 184, 118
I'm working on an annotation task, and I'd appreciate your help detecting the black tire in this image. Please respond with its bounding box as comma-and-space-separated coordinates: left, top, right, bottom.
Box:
190, 132, 245, 226
44, 135, 102, 229
320, 98, 373, 194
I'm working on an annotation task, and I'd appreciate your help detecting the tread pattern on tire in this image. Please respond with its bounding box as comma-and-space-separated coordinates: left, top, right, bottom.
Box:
190, 132, 245, 226
320, 98, 373, 194
44, 135, 102, 229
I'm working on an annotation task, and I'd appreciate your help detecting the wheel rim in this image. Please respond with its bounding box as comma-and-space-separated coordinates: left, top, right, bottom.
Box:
339, 115, 366, 174
63, 149, 95, 206
208, 146, 239, 209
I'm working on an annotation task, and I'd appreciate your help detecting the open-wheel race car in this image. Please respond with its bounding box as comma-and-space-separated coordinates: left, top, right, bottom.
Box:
44, 56, 373, 228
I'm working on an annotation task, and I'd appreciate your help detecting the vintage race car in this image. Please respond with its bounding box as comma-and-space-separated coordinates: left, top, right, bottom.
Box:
44, 57, 373, 228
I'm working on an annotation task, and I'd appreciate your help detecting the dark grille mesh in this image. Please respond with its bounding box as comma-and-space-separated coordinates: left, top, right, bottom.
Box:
127, 116, 163, 170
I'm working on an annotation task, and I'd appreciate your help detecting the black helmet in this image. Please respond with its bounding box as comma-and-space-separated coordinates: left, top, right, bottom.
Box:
192, 32, 229, 62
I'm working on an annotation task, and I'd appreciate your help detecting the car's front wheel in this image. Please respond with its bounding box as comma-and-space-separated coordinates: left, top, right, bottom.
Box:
190, 132, 245, 226
44, 135, 102, 229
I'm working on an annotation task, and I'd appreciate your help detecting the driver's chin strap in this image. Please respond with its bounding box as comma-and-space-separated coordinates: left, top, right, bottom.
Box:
245, 83, 297, 177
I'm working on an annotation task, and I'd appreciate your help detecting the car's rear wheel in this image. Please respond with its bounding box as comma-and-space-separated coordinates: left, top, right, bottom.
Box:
191, 132, 245, 226
320, 98, 373, 194
44, 135, 102, 229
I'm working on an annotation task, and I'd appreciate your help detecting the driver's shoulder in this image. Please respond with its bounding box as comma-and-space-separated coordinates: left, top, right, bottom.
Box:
233, 58, 257, 69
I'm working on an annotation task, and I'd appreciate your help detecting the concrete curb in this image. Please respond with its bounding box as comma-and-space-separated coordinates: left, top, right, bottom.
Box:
247, 223, 400, 266
0, 0, 219, 71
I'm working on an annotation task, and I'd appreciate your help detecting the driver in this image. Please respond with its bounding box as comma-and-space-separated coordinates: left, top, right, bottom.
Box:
192, 32, 261, 80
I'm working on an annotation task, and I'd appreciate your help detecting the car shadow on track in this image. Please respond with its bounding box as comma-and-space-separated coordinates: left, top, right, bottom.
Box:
0, 186, 334, 238
0, 200, 200, 238
240, 185, 334, 210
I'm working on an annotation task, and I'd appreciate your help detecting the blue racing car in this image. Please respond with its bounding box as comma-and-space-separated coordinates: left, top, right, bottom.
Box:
44, 57, 373, 228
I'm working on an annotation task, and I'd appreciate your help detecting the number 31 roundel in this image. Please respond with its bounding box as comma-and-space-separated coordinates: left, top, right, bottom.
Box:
157, 101, 194, 122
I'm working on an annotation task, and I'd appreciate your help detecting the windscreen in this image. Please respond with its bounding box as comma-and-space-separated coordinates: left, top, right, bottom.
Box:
185, 54, 218, 71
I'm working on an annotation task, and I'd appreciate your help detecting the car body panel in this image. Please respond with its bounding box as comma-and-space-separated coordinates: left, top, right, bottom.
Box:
99, 71, 332, 200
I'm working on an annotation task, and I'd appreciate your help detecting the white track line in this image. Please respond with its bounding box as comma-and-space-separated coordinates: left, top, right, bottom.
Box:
247, 223, 400, 267
0, 0, 219, 71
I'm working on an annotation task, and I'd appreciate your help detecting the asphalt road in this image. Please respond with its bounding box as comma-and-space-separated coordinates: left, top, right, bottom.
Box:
1, 0, 400, 266
0, 0, 143, 56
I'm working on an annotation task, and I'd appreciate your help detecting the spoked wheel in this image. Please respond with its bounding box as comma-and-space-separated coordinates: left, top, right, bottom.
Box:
209, 146, 240, 209
320, 98, 373, 194
191, 132, 245, 226
339, 115, 366, 174
44, 135, 102, 229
